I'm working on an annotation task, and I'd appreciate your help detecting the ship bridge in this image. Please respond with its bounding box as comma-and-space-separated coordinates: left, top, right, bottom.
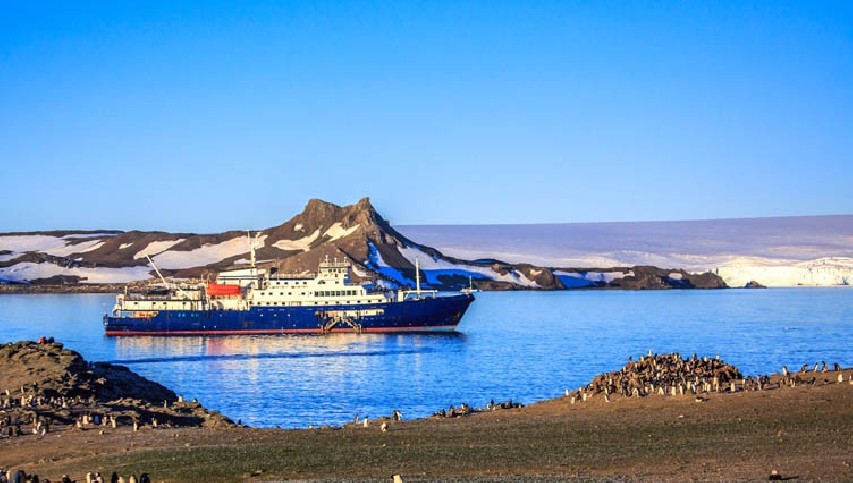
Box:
250, 258, 389, 308
316, 258, 351, 284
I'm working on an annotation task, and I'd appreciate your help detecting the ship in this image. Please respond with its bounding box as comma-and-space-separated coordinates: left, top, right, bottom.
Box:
103, 247, 475, 336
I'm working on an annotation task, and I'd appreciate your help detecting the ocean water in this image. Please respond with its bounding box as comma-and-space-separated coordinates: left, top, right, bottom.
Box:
0, 288, 850, 428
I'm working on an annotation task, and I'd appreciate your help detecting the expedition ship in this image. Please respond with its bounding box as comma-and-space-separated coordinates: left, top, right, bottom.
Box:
103, 254, 475, 336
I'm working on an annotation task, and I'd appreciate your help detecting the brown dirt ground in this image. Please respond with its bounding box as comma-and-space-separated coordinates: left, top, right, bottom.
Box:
2, 371, 851, 482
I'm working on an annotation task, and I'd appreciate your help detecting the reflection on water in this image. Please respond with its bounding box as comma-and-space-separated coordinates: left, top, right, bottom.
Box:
112, 332, 463, 360
0, 289, 850, 427
110, 335, 445, 364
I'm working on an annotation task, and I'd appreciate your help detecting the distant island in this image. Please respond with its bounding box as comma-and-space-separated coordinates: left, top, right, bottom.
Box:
1, 198, 850, 291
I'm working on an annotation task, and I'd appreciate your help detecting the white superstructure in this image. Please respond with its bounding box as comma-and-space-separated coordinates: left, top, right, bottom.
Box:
247, 259, 389, 307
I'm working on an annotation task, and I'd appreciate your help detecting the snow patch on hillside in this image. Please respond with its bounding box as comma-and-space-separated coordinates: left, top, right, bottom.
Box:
0, 263, 151, 283
399, 246, 539, 287
351, 265, 370, 278
78, 241, 105, 253
0, 235, 69, 253
46, 239, 106, 257
273, 229, 320, 251
119, 243, 133, 250
324, 223, 359, 241
365, 243, 410, 286
134, 239, 185, 259
153, 235, 268, 270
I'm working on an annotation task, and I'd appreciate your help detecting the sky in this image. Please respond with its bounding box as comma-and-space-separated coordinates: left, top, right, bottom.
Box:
1, 1, 851, 232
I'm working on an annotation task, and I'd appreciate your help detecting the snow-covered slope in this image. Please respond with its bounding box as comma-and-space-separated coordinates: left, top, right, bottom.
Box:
399, 215, 853, 287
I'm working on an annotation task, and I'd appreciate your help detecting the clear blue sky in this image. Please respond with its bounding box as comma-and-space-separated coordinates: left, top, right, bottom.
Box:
1, 1, 851, 232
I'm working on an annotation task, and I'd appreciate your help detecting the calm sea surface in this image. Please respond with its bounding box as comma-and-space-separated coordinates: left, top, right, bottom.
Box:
0, 289, 850, 428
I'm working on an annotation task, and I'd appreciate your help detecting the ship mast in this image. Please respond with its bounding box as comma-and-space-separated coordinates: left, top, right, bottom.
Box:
415, 257, 421, 298
247, 231, 257, 268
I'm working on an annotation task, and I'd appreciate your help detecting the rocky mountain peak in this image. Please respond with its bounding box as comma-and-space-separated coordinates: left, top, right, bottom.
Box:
262, 197, 422, 277
286, 198, 375, 228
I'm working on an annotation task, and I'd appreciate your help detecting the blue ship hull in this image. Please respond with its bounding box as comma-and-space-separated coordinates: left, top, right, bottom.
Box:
104, 293, 475, 335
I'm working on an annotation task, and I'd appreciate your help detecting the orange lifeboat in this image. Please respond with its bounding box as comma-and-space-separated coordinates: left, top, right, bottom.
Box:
207, 283, 241, 296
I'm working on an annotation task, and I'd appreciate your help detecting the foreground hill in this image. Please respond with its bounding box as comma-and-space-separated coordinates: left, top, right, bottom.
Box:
0, 198, 726, 290
2, 346, 849, 481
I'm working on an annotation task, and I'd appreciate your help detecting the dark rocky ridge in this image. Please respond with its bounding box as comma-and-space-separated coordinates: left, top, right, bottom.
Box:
0, 198, 728, 291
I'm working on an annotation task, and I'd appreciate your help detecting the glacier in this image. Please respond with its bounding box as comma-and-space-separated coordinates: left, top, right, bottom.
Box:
400, 215, 853, 287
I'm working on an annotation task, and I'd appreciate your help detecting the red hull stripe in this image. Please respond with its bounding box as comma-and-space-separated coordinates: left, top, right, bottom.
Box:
105, 326, 457, 336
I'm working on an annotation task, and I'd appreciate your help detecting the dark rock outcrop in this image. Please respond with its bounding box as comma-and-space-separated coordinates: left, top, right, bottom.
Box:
606, 266, 728, 290
0, 341, 234, 430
